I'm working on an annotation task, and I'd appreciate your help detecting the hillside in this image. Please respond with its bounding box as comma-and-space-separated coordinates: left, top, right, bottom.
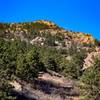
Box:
0, 20, 100, 100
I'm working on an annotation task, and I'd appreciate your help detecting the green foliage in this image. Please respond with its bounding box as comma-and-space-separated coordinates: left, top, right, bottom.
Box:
38, 46, 62, 72
16, 47, 45, 81
45, 34, 56, 46
95, 39, 100, 46
46, 58, 59, 72
83, 43, 94, 47
80, 58, 100, 99
63, 49, 87, 79
0, 38, 46, 99
38, 44, 87, 79
23, 22, 50, 30
0, 80, 16, 100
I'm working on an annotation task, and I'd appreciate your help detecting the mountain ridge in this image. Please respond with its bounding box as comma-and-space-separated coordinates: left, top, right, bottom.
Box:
0, 20, 99, 46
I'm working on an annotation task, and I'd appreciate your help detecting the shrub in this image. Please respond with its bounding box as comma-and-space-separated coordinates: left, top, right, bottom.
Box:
80, 58, 100, 99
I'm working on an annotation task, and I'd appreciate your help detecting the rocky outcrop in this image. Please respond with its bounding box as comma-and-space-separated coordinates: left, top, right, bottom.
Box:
10, 71, 79, 100
30, 37, 45, 45
83, 48, 100, 69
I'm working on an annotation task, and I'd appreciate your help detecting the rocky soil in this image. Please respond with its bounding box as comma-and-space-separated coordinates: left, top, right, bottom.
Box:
10, 70, 79, 100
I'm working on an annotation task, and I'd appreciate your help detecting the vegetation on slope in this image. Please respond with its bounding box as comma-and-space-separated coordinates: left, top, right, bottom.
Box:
0, 20, 100, 100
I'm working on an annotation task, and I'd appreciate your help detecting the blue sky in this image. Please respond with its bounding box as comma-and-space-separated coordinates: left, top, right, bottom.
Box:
0, 0, 100, 39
